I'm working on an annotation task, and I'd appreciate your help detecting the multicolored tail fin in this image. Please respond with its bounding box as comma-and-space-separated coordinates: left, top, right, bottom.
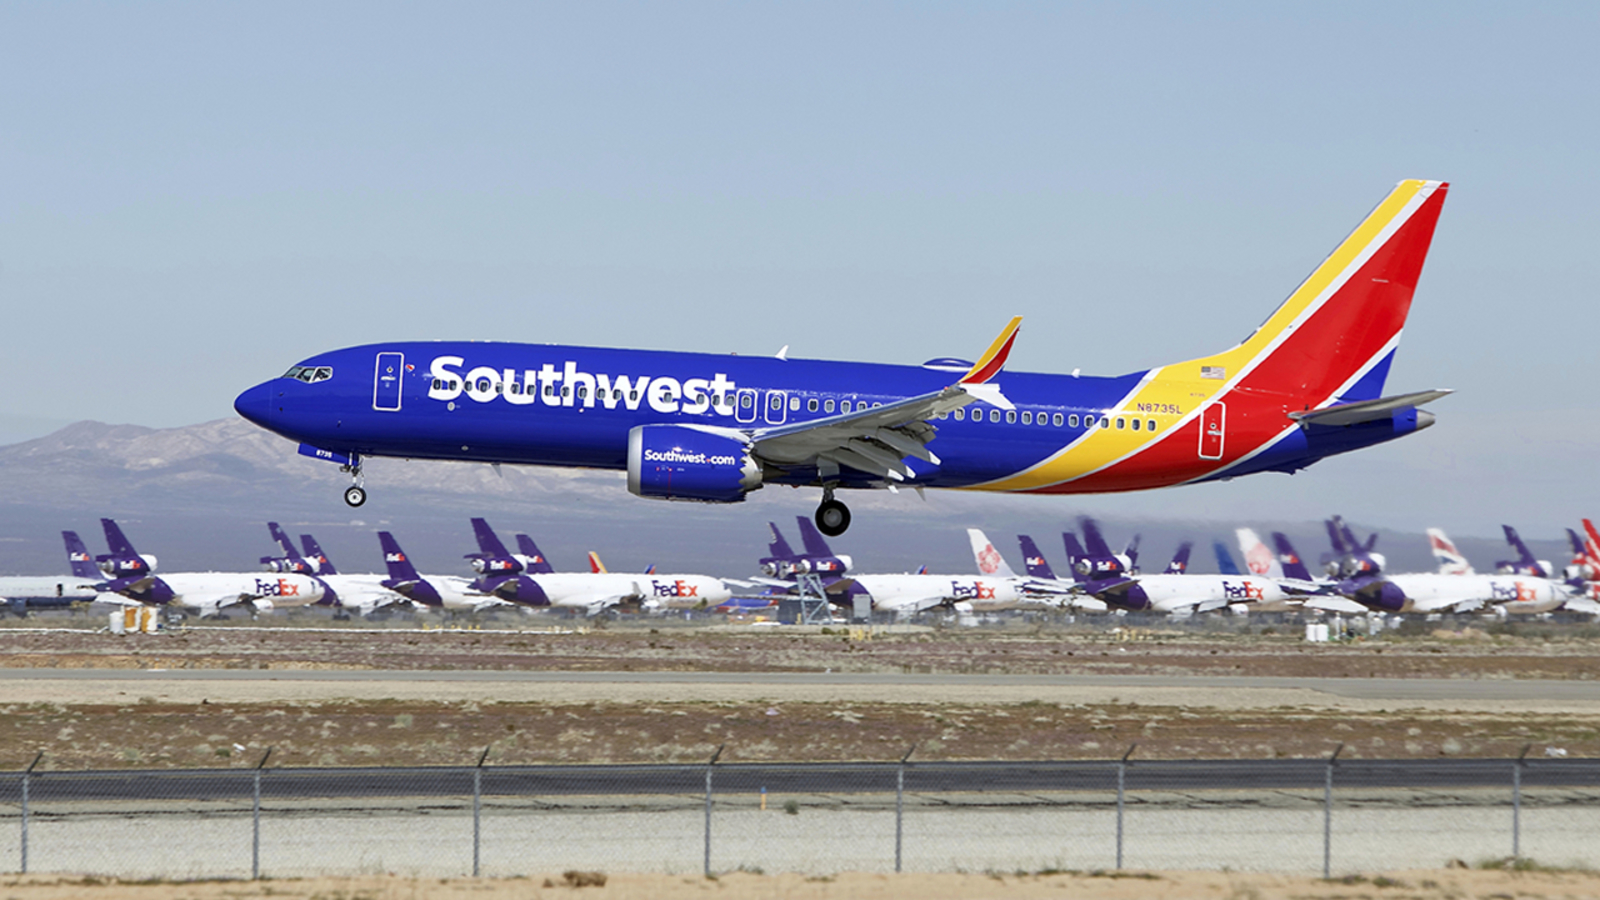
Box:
587, 551, 608, 574
967, 529, 1016, 578
1235, 528, 1281, 577
1426, 527, 1474, 576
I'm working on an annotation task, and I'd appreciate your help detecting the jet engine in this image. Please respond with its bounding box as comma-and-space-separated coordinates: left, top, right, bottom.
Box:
627, 425, 762, 503
469, 556, 524, 576
99, 554, 158, 577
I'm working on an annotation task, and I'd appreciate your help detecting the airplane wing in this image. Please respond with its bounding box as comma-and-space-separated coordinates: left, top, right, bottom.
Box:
1411, 596, 1479, 614
1277, 577, 1334, 595
185, 593, 255, 613
1563, 597, 1600, 615
745, 318, 1021, 483
1301, 596, 1370, 614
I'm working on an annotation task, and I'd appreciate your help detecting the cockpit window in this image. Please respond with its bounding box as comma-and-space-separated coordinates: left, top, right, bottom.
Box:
282, 366, 333, 383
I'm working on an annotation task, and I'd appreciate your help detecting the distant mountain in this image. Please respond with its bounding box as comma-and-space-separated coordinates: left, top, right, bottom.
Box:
0, 419, 1572, 582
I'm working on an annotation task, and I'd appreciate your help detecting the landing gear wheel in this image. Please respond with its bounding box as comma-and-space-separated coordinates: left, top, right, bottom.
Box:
344, 485, 367, 507
816, 499, 851, 537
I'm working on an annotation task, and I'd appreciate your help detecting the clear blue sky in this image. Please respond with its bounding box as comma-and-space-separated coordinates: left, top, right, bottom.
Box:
3, 2, 1597, 535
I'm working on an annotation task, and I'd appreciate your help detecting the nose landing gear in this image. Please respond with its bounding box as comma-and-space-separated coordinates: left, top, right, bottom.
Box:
340, 456, 367, 507
815, 485, 851, 537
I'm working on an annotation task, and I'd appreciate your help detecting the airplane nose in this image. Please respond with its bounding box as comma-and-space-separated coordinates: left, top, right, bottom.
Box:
234, 381, 275, 429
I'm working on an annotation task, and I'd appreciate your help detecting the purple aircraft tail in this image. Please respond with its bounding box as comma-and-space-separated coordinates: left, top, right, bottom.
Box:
795, 516, 837, 558
767, 522, 798, 560
268, 522, 299, 557
1214, 542, 1241, 576
1079, 517, 1115, 559
63, 531, 100, 580
377, 532, 441, 606
299, 535, 338, 575
377, 532, 423, 582
1018, 535, 1057, 579
1324, 518, 1348, 556
101, 518, 140, 558
1062, 533, 1090, 584
513, 534, 557, 574
1164, 542, 1193, 575
1496, 525, 1550, 577
470, 518, 514, 557
1124, 534, 1143, 573
1271, 533, 1313, 581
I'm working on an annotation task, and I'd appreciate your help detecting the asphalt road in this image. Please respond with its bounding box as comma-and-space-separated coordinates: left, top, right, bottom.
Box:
2, 759, 1595, 803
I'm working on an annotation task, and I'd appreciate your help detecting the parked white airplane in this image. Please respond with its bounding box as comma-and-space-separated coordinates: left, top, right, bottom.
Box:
93, 519, 324, 617
259, 524, 410, 617
464, 519, 730, 615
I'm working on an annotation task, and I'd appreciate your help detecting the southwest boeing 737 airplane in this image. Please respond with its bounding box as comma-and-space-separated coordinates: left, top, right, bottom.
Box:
235, 180, 1451, 536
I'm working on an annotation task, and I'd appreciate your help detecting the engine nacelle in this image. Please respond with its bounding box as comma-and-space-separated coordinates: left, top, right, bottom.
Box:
627, 425, 762, 503
1075, 557, 1126, 579
99, 554, 157, 577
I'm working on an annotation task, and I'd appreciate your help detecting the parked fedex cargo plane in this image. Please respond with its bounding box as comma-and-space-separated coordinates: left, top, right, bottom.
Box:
235, 181, 1452, 536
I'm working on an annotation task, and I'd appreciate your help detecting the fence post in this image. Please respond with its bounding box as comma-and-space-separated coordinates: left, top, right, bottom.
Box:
703, 744, 723, 878
1323, 743, 1343, 879
20, 751, 42, 874
895, 743, 917, 873
1115, 744, 1136, 870
1513, 744, 1531, 861
473, 746, 490, 877
252, 747, 273, 880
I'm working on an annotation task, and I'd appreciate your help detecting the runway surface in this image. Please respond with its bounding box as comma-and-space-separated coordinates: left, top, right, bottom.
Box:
3, 758, 1596, 802
5, 668, 1600, 713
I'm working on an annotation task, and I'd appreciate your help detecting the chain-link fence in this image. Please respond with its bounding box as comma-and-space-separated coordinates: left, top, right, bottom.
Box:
3, 753, 1598, 878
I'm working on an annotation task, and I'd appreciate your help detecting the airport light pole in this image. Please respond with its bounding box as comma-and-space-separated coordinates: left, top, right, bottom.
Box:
252, 747, 272, 880
473, 745, 491, 877
1116, 744, 1136, 870
1323, 743, 1343, 879
1513, 744, 1531, 861
20, 751, 41, 874
703, 744, 723, 878
895, 743, 917, 873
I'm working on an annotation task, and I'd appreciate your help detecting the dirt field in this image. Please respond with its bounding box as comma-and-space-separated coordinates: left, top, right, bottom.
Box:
4, 617, 1600, 680
5, 869, 1600, 900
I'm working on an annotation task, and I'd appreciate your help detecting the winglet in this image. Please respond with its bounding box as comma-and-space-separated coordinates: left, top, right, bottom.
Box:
959, 316, 1022, 385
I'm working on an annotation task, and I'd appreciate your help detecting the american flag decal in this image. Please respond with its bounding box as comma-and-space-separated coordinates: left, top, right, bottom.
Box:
1200, 365, 1226, 380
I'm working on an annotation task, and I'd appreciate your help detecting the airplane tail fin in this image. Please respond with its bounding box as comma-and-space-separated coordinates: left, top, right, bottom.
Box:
471, 518, 513, 557
1062, 533, 1090, 584
1213, 541, 1241, 576
376, 532, 422, 583
588, 551, 608, 574
795, 516, 836, 558
63, 531, 100, 580
1235, 528, 1281, 577
1018, 535, 1056, 580
300, 535, 338, 575
1503, 525, 1538, 568
1426, 527, 1474, 576
966, 529, 1016, 578
1165, 542, 1193, 575
514, 534, 556, 574
1325, 518, 1348, 556
914, 564, 928, 576
1166, 180, 1448, 408
268, 522, 299, 558
1079, 517, 1114, 559
767, 522, 797, 560
101, 518, 140, 558
1270, 533, 1313, 582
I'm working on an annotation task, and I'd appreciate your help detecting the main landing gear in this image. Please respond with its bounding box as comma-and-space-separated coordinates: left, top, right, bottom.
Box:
341, 457, 367, 508
815, 486, 851, 537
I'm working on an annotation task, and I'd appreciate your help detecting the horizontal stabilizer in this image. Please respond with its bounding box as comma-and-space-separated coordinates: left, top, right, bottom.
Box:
1289, 390, 1452, 427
